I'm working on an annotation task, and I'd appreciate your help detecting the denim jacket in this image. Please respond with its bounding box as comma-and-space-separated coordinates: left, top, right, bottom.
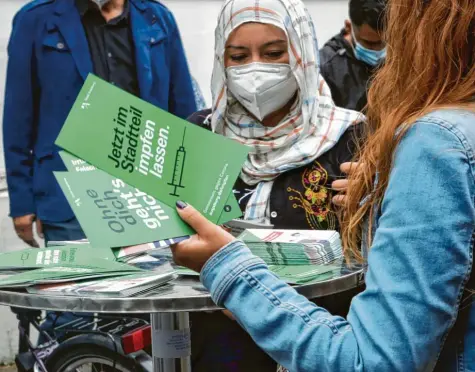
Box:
201, 108, 475, 372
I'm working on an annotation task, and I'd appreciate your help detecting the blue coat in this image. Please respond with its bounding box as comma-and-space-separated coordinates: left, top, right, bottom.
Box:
3, 0, 197, 222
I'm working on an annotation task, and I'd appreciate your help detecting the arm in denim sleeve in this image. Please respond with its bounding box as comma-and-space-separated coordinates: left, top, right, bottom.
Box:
202, 119, 474, 372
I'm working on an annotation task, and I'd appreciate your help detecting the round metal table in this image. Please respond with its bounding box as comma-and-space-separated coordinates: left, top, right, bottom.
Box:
0, 268, 364, 372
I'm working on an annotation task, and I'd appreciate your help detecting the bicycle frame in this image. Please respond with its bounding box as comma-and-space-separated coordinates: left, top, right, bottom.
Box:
16, 312, 154, 372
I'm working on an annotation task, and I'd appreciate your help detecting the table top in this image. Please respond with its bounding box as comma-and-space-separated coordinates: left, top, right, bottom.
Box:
0, 266, 364, 314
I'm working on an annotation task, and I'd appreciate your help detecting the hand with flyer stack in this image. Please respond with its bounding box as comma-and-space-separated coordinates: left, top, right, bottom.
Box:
171, 159, 360, 321
171, 157, 360, 268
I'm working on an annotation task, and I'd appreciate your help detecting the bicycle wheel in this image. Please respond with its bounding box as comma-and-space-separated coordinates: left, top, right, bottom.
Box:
46, 345, 140, 372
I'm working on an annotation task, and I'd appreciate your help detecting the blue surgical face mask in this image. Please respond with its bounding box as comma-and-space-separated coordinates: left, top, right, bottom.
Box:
351, 27, 386, 67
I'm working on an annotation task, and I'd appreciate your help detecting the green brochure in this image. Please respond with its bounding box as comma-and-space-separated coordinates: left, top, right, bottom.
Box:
56, 75, 249, 223
59, 151, 242, 227
0, 260, 142, 289
55, 170, 195, 248
0, 245, 115, 271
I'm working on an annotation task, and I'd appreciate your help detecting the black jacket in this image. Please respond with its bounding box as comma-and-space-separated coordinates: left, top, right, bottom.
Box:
319, 30, 377, 112
187, 109, 362, 231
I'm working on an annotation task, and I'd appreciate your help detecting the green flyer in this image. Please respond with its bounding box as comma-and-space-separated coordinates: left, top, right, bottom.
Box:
0, 261, 142, 289
58, 151, 242, 227
55, 170, 196, 248
0, 245, 115, 270
56, 75, 249, 223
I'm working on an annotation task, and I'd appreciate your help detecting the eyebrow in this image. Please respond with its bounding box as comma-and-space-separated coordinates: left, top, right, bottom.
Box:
226, 45, 248, 50
225, 39, 287, 50
262, 39, 287, 47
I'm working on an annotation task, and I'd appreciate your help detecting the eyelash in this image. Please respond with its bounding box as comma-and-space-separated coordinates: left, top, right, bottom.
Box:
229, 51, 285, 61
230, 54, 247, 61
266, 51, 285, 58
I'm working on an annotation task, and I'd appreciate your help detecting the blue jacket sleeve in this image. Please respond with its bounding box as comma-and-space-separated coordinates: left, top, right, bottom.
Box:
201, 119, 474, 371
2, 9, 38, 217
165, 13, 197, 119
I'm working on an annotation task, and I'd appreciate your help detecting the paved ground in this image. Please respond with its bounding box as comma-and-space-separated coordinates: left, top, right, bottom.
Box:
0, 365, 16, 372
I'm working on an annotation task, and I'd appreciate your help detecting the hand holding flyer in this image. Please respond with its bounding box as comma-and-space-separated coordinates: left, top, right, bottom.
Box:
56, 152, 242, 247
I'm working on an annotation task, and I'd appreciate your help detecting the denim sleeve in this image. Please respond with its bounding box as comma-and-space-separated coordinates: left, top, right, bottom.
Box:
201, 120, 474, 372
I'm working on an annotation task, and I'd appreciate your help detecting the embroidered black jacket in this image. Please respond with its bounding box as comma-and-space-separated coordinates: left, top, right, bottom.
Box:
187, 109, 363, 231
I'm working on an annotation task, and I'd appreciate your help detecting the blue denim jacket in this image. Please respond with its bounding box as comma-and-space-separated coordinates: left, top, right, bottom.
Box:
201, 108, 475, 372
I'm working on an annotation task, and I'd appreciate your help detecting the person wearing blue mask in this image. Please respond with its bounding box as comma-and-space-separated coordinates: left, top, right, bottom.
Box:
320, 0, 387, 112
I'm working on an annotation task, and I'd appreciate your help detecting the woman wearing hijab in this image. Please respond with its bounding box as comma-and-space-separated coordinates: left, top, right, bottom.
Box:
175, 0, 475, 370
188, 0, 362, 228
187, 0, 362, 370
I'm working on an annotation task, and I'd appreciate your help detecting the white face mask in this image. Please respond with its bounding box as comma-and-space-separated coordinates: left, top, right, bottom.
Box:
226, 62, 298, 121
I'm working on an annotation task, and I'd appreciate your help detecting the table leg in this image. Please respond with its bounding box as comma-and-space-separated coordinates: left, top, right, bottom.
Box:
151, 312, 191, 372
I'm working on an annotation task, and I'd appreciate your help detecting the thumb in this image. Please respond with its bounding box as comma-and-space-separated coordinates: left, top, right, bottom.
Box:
176, 201, 215, 236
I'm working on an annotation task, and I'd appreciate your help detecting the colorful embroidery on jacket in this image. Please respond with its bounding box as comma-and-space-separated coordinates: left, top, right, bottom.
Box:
287, 161, 336, 230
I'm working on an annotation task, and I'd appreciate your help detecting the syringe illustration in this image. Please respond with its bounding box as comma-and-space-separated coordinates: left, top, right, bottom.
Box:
21, 252, 30, 266
168, 128, 187, 197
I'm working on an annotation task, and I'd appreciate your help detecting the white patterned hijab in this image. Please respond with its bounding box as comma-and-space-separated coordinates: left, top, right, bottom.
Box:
210, 0, 363, 222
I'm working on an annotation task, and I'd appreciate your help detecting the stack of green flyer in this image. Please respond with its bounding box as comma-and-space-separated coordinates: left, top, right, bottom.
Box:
0, 258, 144, 289
54, 74, 249, 249
0, 244, 177, 293
239, 229, 343, 265
267, 264, 341, 284
175, 263, 341, 285
0, 245, 115, 271
26, 270, 175, 297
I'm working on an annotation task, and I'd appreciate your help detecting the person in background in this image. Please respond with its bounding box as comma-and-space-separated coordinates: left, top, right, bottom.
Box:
2, 0, 196, 343
3, 0, 196, 249
319, 0, 387, 111
186, 0, 363, 369
173, 0, 475, 370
